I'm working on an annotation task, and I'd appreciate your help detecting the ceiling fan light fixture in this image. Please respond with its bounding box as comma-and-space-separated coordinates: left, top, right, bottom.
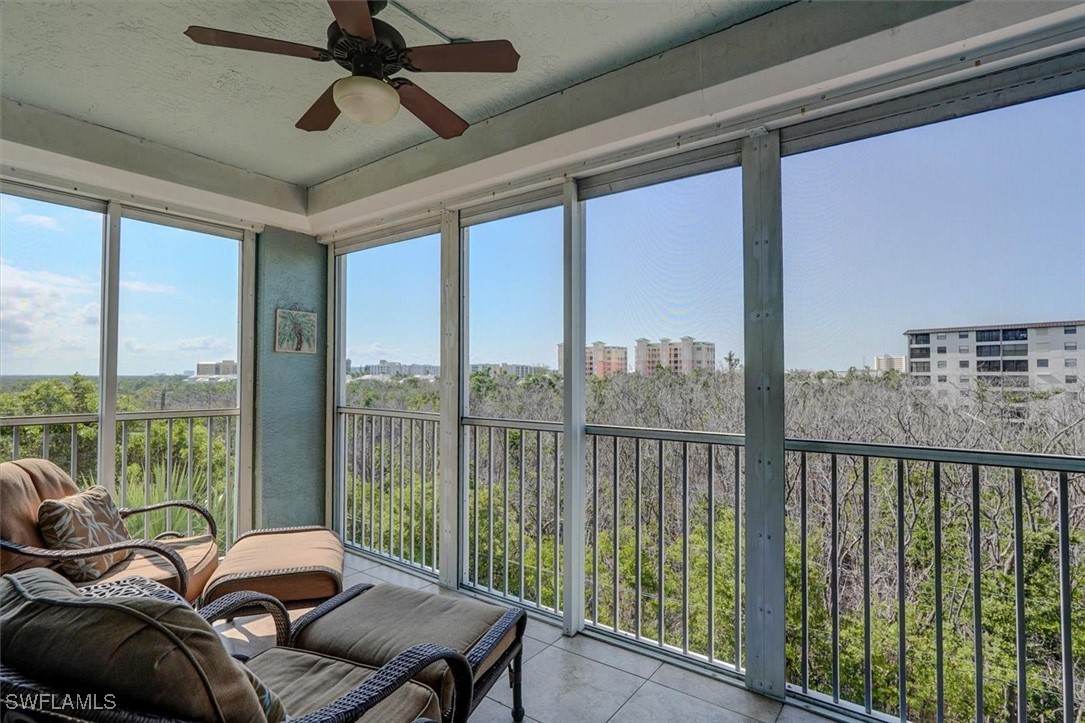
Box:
333, 75, 400, 124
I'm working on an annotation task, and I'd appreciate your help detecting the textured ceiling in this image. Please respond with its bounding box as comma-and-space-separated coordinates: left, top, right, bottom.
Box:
0, 1, 785, 187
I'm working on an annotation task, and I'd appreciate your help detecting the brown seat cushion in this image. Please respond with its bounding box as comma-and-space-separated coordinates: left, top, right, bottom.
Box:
293, 583, 516, 713
200, 527, 342, 607
0, 568, 268, 723
246, 647, 441, 723
37, 485, 133, 581
87, 534, 219, 603
1, 459, 80, 573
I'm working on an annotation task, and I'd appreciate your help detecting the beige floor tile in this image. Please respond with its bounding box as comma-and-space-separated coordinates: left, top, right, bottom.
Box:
776, 703, 838, 722
522, 618, 563, 645
608, 681, 759, 723
488, 646, 643, 723
650, 663, 782, 723
470, 697, 541, 723
553, 634, 661, 679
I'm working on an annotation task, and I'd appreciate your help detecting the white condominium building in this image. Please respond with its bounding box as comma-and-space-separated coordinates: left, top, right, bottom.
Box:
905, 320, 1083, 392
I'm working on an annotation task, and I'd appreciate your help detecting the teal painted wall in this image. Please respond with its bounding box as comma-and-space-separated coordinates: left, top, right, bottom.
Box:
254, 226, 327, 527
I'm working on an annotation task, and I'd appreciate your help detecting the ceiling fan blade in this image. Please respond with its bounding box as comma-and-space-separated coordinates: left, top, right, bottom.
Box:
296, 83, 341, 132
184, 26, 327, 60
393, 80, 468, 139
328, 0, 375, 41
403, 40, 520, 73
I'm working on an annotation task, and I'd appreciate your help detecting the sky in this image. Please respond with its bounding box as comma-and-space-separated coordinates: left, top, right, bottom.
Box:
0, 201, 238, 376
3, 91, 1083, 377
344, 91, 1084, 372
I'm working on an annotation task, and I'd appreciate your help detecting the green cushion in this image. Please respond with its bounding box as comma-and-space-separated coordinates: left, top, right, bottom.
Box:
0, 568, 270, 722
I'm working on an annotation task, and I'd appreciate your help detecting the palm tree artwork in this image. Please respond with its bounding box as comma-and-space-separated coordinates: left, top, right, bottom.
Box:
275, 309, 317, 353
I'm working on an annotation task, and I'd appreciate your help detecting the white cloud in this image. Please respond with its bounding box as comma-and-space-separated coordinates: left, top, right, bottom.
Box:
121, 336, 230, 355
16, 213, 61, 230
0, 197, 22, 215
120, 279, 177, 294
0, 259, 99, 372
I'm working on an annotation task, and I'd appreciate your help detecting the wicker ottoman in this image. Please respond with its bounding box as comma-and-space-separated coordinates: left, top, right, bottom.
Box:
198, 526, 344, 609
291, 582, 527, 723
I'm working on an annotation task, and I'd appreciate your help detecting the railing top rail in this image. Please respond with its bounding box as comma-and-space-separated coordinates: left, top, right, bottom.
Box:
785, 437, 1085, 473
338, 406, 440, 422
0, 413, 99, 427
586, 424, 746, 447
117, 409, 240, 422
463, 416, 563, 433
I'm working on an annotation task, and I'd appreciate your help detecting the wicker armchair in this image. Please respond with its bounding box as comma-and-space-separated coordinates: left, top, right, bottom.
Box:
0, 571, 472, 723
0, 458, 219, 602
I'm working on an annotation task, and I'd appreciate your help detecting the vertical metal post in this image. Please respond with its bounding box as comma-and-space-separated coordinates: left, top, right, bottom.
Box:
438, 209, 464, 589
237, 229, 256, 534
741, 129, 785, 699
97, 203, 121, 493
562, 177, 586, 635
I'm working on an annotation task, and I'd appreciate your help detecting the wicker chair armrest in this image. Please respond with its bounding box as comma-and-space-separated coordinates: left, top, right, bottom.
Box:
290, 644, 473, 723
466, 607, 526, 671
120, 500, 217, 539
198, 591, 291, 647
0, 538, 189, 596
289, 582, 374, 645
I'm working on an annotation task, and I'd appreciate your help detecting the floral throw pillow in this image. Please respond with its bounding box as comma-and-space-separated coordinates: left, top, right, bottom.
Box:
37, 486, 133, 582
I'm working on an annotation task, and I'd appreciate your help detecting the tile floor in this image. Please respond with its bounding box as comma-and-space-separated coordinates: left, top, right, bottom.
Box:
214, 553, 835, 723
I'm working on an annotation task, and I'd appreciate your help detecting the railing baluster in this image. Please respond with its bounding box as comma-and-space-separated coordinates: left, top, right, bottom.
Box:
897, 458, 907, 723
801, 451, 808, 692
224, 416, 233, 545
351, 414, 359, 545
421, 419, 427, 567
972, 464, 984, 723
144, 418, 152, 534
707, 444, 715, 663
536, 429, 542, 608
166, 418, 174, 531
635, 437, 642, 640
473, 425, 479, 586
592, 434, 598, 625
488, 426, 494, 590
934, 462, 944, 721
863, 455, 872, 714
12, 425, 20, 459
1013, 467, 1027, 723
186, 418, 194, 537
410, 419, 416, 565
69, 423, 78, 480
681, 441, 689, 655
398, 418, 405, 560
734, 446, 741, 669
1058, 471, 1073, 723
206, 417, 213, 531
520, 428, 526, 601
380, 417, 386, 555
42, 423, 50, 459
432, 420, 439, 571
613, 436, 620, 633
657, 439, 664, 647
504, 428, 510, 596
371, 416, 377, 552
553, 431, 560, 612
831, 452, 839, 703
120, 421, 128, 506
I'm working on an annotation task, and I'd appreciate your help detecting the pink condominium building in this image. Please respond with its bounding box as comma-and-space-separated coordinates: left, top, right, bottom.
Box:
634, 337, 716, 375
557, 342, 629, 378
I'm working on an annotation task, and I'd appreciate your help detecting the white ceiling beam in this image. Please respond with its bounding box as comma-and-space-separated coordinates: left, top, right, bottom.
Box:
0, 98, 309, 232
307, 0, 1085, 238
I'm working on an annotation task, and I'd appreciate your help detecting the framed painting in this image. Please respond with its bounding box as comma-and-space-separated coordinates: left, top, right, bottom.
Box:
275, 309, 318, 353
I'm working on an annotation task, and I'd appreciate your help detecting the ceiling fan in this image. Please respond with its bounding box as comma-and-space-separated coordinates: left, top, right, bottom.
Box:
184, 0, 519, 138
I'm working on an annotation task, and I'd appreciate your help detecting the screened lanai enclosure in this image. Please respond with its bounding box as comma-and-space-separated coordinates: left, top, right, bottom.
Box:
2, 2, 1084, 721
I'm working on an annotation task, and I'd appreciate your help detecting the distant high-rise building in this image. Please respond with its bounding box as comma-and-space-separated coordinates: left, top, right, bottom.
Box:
634, 337, 715, 375
471, 363, 542, 379
346, 358, 352, 374
194, 359, 236, 376
904, 320, 1083, 392
360, 360, 440, 377
557, 342, 628, 378
874, 354, 906, 373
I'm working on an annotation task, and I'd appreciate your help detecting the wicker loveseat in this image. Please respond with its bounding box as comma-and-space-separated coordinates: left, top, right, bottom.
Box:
0, 569, 473, 723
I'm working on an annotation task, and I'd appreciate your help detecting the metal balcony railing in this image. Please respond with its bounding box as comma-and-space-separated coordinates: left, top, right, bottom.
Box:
340, 407, 441, 575
336, 414, 1082, 721
1, 409, 241, 549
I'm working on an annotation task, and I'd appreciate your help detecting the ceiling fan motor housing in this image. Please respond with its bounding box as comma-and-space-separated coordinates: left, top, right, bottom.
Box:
327, 18, 405, 77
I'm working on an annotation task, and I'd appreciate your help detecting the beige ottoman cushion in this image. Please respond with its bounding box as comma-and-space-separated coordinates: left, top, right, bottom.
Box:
293, 583, 516, 713
200, 527, 343, 607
